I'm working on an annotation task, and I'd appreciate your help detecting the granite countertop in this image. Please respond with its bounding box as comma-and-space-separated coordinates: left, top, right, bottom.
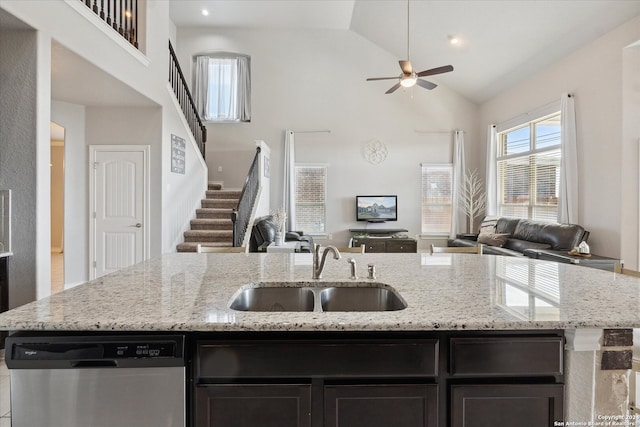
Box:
0, 252, 12, 258
1, 252, 639, 332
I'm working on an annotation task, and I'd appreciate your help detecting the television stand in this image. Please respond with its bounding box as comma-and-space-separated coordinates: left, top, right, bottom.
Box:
349, 229, 416, 253
349, 228, 408, 236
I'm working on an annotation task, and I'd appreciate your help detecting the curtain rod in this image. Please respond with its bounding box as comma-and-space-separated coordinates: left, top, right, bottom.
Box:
290, 130, 331, 134
413, 130, 466, 134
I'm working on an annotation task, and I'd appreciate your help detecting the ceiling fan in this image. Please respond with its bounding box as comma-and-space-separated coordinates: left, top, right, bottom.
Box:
366, 0, 454, 94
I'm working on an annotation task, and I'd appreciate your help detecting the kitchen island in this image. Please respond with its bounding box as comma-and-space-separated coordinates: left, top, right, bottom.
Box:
0, 252, 638, 427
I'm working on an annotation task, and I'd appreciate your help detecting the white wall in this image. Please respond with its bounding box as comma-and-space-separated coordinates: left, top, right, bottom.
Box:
51, 101, 89, 288
162, 88, 208, 253
176, 28, 479, 247
621, 41, 640, 268
480, 16, 640, 258
85, 106, 163, 256
0, 0, 209, 299
0, 28, 40, 307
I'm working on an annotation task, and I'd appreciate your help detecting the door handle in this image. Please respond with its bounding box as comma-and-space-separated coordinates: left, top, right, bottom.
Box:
134, 223, 142, 228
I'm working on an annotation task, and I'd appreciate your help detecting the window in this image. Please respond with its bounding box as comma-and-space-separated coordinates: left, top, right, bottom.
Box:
193, 53, 251, 122
497, 113, 561, 221
421, 164, 453, 234
295, 165, 326, 234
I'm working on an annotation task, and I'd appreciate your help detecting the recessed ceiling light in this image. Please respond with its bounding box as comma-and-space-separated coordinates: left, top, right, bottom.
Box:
449, 36, 461, 46
201, 9, 210, 16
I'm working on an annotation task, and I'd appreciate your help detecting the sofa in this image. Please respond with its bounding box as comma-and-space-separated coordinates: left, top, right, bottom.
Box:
448, 216, 589, 258
249, 215, 314, 252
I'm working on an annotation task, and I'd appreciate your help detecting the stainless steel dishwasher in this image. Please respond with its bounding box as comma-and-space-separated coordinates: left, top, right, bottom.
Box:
5, 334, 186, 427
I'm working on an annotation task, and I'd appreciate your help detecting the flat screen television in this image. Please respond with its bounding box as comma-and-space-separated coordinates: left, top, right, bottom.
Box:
356, 195, 397, 222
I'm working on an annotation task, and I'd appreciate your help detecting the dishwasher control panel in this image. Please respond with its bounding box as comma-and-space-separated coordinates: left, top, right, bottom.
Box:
5, 335, 185, 368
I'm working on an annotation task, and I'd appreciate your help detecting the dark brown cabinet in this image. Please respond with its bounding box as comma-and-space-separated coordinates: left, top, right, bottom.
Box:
195, 338, 438, 427
195, 384, 311, 427
352, 237, 417, 253
450, 384, 564, 427
325, 384, 438, 427
193, 332, 563, 427
449, 335, 564, 427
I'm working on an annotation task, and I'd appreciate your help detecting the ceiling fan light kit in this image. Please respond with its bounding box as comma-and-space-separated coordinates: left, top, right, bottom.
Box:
366, 0, 454, 94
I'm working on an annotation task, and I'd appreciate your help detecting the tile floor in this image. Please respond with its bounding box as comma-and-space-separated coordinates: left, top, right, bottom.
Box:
0, 349, 10, 427
51, 252, 64, 295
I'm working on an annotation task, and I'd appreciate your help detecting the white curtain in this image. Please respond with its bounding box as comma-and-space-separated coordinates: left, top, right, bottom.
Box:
558, 93, 578, 224
485, 125, 498, 216
193, 54, 251, 122
450, 130, 466, 238
236, 56, 251, 121
193, 56, 209, 119
283, 130, 296, 231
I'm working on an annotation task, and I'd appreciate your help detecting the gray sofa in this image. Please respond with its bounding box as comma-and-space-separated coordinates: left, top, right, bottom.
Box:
249, 215, 314, 252
448, 217, 589, 258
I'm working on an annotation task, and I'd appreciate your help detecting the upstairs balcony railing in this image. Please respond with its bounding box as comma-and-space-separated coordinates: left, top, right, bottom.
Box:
82, 0, 139, 48
169, 41, 207, 158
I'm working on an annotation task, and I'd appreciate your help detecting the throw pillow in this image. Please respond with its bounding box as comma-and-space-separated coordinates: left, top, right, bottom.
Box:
478, 232, 510, 247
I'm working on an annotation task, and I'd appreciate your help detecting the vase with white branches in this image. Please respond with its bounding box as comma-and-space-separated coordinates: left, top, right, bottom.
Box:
459, 169, 486, 233
271, 208, 287, 246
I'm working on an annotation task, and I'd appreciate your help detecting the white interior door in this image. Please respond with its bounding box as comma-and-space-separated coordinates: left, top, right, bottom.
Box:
90, 145, 149, 279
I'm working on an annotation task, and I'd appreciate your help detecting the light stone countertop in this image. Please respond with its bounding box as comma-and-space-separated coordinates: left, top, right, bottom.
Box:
0, 252, 639, 332
0, 252, 11, 258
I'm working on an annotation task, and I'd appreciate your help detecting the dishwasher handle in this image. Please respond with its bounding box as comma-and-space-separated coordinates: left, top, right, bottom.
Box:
71, 360, 118, 368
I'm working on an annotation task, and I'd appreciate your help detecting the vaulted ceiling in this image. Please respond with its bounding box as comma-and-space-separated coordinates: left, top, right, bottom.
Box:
170, 0, 640, 103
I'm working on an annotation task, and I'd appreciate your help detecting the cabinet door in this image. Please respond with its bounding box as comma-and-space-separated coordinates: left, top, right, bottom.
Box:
324, 384, 437, 427
451, 384, 563, 427
195, 384, 311, 427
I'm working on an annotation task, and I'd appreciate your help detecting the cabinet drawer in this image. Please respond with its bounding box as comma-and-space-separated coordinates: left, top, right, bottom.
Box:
364, 241, 386, 252
386, 240, 417, 253
450, 336, 563, 377
198, 339, 439, 379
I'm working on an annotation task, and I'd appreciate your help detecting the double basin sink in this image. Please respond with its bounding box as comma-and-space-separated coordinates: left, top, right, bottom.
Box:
230, 282, 406, 312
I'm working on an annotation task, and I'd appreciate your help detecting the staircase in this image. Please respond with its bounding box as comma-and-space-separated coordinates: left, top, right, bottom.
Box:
176, 183, 241, 252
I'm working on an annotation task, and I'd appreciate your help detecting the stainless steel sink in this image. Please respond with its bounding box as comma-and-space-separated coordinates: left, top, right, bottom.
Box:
229, 283, 406, 312
320, 286, 407, 312
229, 287, 315, 312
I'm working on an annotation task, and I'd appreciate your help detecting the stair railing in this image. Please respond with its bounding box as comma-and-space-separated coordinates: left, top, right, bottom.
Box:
232, 147, 262, 247
81, 0, 139, 48
169, 41, 207, 159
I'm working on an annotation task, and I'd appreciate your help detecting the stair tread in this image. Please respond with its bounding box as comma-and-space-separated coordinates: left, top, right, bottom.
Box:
184, 230, 233, 236
177, 242, 233, 252
190, 218, 232, 224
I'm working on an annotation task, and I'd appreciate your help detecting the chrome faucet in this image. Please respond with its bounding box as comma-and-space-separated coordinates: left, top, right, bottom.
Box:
313, 244, 341, 279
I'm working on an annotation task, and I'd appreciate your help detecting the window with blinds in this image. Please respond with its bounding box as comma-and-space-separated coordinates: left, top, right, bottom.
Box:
295, 165, 327, 233
421, 164, 453, 234
497, 113, 561, 221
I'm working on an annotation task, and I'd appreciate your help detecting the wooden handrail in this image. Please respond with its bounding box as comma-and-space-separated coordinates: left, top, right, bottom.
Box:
232, 147, 262, 247
169, 41, 208, 158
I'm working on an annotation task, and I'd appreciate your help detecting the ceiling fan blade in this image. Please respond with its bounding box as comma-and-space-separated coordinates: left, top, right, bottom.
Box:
385, 83, 402, 94
399, 60, 412, 75
416, 65, 454, 77
416, 79, 437, 90
366, 77, 400, 81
